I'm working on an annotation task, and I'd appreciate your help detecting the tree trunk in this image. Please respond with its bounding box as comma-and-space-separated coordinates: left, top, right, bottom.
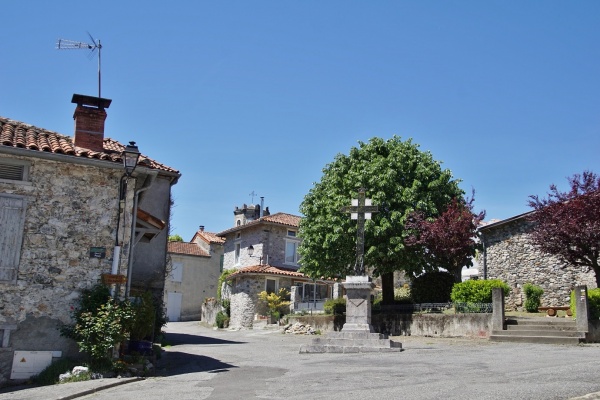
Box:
451, 267, 462, 284
381, 272, 394, 305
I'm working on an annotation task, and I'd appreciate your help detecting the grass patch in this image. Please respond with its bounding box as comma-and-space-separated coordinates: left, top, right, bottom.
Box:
32, 359, 79, 386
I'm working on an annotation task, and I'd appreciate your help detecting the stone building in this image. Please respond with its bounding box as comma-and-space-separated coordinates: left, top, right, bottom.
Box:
0, 94, 179, 384
478, 212, 596, 310
164, 227, 224, 321
217, 206, 334, 329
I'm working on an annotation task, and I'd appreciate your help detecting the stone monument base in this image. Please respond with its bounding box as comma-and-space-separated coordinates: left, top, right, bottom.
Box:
299, 331, 402, 353
299, 275, 402, 353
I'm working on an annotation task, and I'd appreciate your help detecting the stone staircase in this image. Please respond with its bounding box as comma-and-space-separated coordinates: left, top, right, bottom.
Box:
490, 317, 585, 345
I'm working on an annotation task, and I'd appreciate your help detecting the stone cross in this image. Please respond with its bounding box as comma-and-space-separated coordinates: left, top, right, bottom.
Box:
341, 188, 378, 275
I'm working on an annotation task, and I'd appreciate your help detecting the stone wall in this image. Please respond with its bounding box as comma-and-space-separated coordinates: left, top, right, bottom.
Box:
0, 154, 132, 386
481, 218, 596, 310
226, 275, 294, 329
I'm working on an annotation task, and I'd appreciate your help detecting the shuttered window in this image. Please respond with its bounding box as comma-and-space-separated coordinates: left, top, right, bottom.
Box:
0, 195, 26, 282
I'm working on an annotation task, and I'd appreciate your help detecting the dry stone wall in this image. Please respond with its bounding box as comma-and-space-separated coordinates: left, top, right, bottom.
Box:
482, 218, 596, 310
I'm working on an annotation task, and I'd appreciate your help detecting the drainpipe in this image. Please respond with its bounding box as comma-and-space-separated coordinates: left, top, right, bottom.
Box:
111, 175, 127, 297
125, 172, 157, 297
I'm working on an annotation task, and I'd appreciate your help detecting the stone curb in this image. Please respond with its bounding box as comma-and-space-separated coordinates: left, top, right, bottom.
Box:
56, 377, 144, 400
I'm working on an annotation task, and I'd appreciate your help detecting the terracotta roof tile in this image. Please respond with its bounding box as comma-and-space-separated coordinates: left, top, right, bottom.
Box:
167, 242, 210, 257
192, 230, 225, 245
227, 265, 307, 279
0, 116, 178, 174
217, 212, 301, 236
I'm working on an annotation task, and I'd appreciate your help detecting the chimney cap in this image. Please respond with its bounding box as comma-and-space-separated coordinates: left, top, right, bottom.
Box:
71, 94, 112, 109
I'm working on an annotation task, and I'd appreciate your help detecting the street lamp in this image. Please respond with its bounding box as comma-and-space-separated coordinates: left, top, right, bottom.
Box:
122, 141, 141, 177
247, 245, 264, 265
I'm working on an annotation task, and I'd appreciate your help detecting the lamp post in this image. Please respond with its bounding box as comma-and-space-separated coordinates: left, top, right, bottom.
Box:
247, 245, 263, 265
122, 141, 141, 177
111, 141, 141, 296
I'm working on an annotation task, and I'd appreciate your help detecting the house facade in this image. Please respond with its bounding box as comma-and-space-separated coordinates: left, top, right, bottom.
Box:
478, 212, 597, 310
0, 94, 179, 384
217, 205, 334, 329
164, 227, 224, 322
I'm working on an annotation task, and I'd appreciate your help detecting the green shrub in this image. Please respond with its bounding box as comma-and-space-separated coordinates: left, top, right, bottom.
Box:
411, 271, 455, 303
394, 286, 413, 304
323, 297, 346, 315
129, 291, 156, 341
523, 283, 544, 313
215, 311, 229, 328
451, 279, 510, 303
570, 288, 600, 320
61, 285, 135, 366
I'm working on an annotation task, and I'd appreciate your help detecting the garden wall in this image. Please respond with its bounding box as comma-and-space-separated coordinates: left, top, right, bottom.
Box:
288, 313, 492, 338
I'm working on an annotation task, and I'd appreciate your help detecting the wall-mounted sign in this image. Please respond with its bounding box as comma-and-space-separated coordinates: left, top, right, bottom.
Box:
89, 247, 106, 259
101, 274, 127, 285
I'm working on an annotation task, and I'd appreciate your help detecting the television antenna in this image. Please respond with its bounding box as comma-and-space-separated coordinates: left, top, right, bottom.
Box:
56, 33, 103, 99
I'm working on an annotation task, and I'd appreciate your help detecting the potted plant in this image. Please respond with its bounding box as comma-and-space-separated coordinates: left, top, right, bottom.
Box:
258, 288, 290, 324
128, 291, 156, 355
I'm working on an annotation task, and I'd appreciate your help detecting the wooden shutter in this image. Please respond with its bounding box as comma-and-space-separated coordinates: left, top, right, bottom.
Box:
0, 195, 26, 282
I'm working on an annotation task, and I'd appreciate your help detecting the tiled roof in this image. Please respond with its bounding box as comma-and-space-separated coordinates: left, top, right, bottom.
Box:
0, 116, 178, 174
217, 212, 301, 236
167, 242, 210, 257
192, 230, 225, 245
226, 264, 307, 279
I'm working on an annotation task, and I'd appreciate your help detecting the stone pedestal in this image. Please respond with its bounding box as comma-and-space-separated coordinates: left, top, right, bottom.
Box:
299, 276, 402, 354
342, 275, 375, 332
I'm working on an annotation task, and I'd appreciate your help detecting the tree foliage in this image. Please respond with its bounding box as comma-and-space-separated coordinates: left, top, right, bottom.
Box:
405, 194, 485, 282
528, 171, 600, 286
299, 136, 463, 284
168, 234, 184, 242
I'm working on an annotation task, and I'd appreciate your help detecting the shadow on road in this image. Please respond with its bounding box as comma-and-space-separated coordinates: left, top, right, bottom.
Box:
165, 332, 246, 346
159, 351, 238, 376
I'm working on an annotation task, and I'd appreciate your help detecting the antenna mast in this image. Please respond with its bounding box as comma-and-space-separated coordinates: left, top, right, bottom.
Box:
56, 33, 103, 99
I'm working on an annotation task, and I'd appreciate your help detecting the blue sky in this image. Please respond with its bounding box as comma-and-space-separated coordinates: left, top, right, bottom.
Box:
2, 1, 599, 240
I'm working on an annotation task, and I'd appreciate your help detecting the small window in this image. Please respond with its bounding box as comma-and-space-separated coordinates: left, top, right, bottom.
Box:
236, 232, 241, 239
234, 243, 241, 265
287, 230, 296, 237
0, 159, 30, 183
285, 240, 299, 265
265, 278, 277, 294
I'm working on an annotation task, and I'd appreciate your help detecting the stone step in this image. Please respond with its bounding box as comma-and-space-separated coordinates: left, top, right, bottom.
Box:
506, 324, 577, 332
506, 318, 575, 326
326, 332, 389, 340
492, 329, 581, 338
299, 344, 402, 353
489, 334, 583, 345
311, 337, 398, 348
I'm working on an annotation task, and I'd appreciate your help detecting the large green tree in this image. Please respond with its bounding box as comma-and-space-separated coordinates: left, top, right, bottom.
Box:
299, 136, 463, 303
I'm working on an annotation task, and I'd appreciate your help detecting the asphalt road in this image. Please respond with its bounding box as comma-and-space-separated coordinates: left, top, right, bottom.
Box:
74, 322, 600, 399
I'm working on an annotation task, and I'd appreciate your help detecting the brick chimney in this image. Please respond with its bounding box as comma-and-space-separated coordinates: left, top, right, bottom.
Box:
72, 94, 112, 152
